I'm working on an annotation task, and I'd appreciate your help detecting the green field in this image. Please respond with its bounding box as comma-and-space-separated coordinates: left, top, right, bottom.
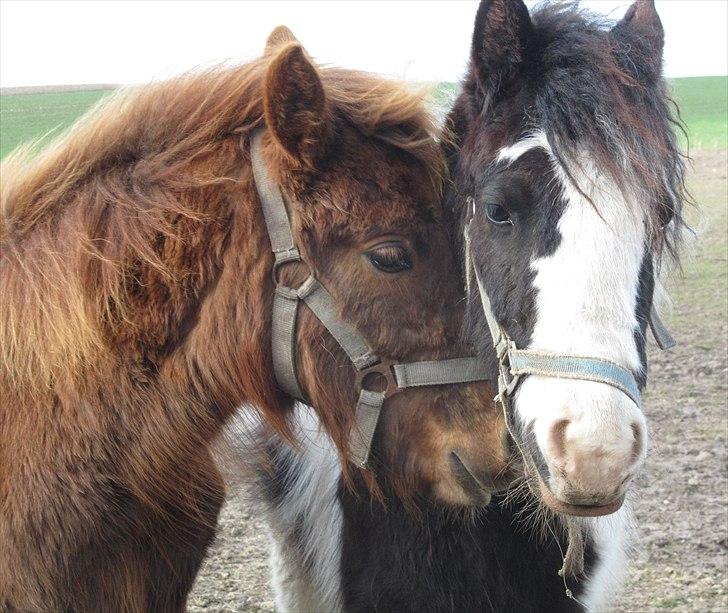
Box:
1, 76, 725, 159
669, 76, 728, 149
0, 89, 113, 159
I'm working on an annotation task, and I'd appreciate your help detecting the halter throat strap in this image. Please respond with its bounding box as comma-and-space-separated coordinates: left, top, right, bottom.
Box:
249, 129, 489, 468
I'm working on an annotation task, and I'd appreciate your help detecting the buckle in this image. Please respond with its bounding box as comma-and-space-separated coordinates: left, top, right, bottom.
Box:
495, 340, 520, 401
355, 359, 400, 398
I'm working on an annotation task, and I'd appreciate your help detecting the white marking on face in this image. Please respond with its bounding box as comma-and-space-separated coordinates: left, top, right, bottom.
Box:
495, 132, 551, 165
497, 132, 648, 498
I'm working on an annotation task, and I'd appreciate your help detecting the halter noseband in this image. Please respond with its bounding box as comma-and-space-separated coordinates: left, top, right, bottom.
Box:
463, 196, 675, 413
249, 129, 490, 468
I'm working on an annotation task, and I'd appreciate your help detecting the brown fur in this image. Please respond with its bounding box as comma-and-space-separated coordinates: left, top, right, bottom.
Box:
0, 31, 509, 611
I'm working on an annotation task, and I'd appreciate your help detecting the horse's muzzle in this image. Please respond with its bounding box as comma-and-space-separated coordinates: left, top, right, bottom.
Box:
536, 475, 625, 517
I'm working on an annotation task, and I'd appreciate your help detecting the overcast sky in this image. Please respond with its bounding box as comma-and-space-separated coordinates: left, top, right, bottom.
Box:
1, 0, 726, 88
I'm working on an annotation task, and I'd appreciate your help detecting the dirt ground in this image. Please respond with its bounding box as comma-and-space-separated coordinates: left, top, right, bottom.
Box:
188, 150, 728, 612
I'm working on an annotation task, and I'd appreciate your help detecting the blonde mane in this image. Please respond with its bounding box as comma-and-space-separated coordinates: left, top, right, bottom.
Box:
1, 61, 441, 236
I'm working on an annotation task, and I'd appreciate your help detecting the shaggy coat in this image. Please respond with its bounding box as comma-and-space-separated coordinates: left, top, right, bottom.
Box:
1, 29, 511, 611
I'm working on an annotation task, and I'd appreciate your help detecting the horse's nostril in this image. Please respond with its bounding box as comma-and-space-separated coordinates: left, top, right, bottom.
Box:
547, 419, 570, 470
630, 422, 644, 463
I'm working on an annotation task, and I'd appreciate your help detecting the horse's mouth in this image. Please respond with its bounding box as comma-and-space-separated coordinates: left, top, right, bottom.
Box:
536, 477, 625, 517
449, 452, 513, 507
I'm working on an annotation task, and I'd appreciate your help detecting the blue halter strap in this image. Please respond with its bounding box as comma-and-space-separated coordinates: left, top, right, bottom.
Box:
463, 199, 673, 408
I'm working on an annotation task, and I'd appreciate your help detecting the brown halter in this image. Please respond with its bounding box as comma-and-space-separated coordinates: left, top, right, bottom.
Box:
249, 129, 489, 468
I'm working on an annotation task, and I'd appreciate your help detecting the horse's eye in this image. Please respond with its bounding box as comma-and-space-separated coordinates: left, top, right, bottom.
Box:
366, 243, 413, 274
485, 203, 512, 226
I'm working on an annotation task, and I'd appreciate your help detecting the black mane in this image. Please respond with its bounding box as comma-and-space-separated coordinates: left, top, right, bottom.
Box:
452, 1, 689, 263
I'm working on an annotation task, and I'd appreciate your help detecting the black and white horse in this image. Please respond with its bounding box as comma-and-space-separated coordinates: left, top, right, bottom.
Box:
447, 0, 684, 518
235, 0, 686, 610
240, 403, 628, 611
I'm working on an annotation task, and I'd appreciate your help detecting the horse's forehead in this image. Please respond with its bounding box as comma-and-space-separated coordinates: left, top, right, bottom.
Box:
323, 147, 440, 225
461, 108, 529, 173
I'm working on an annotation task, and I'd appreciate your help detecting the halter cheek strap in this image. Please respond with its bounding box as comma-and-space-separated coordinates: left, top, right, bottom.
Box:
250, 129, 489, 469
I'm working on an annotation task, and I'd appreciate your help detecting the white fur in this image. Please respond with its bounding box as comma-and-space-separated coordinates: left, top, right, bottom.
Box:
496, 132, 551, 165
228, 405, 344, 612
497, 133, 648, 496
265, 404, 345, 612
267, 529, 324, 612
580, 506, 634, 611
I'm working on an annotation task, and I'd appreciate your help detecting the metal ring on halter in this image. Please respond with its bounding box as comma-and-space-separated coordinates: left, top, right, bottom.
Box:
272, 248, 314, 288
355, 359, 402, 399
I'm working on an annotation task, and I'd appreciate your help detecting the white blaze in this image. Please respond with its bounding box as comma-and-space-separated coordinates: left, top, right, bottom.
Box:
496, 133, 648, 492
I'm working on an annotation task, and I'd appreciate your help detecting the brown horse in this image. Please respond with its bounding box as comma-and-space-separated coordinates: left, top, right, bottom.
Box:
0, 28, 512, 611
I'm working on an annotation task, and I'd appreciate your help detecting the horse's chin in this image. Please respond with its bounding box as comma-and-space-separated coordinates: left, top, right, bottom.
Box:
448, 451, 515, 508
536, 476, 625, 517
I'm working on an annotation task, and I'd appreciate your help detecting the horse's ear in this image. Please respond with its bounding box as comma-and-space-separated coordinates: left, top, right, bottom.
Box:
611, 0, 664, 78
263, 43, 328, 165
470, 0, 532, 102
265, 25, 300, 54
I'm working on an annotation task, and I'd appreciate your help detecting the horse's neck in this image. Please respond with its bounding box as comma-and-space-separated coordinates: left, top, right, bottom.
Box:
19, 144, 282, 429
145, 160, 282, 424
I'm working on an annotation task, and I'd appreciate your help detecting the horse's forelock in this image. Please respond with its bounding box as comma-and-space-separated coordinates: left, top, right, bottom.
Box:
528, 2, 689, 262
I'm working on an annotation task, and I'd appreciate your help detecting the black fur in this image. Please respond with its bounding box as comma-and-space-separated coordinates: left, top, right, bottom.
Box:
339, 477, 595, 613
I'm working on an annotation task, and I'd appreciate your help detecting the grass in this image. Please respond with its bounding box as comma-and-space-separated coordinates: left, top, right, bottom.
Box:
0, 89, 112, 158
667, 149, 728, 331
655, 596, 688, 609
0, 76, 725, 159
669, 76, 728, 149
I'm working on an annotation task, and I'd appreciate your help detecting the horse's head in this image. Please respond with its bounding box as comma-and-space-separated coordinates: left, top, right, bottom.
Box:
256, 30, 512, 506
448, 0, 685, 515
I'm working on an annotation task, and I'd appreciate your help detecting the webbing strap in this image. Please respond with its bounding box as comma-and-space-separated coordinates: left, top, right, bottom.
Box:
648, 304, 676, 350
509, 351, 642, 407
394, 357, 488, 388
271, 274, 378, 400
250, 130, 297, 257
348, 358, 490, 467
251, 128, 377, 400
297, 277, 378, 370
272, 287, 305, 400
348, 390, 387, 468
465, 211, 642, 408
